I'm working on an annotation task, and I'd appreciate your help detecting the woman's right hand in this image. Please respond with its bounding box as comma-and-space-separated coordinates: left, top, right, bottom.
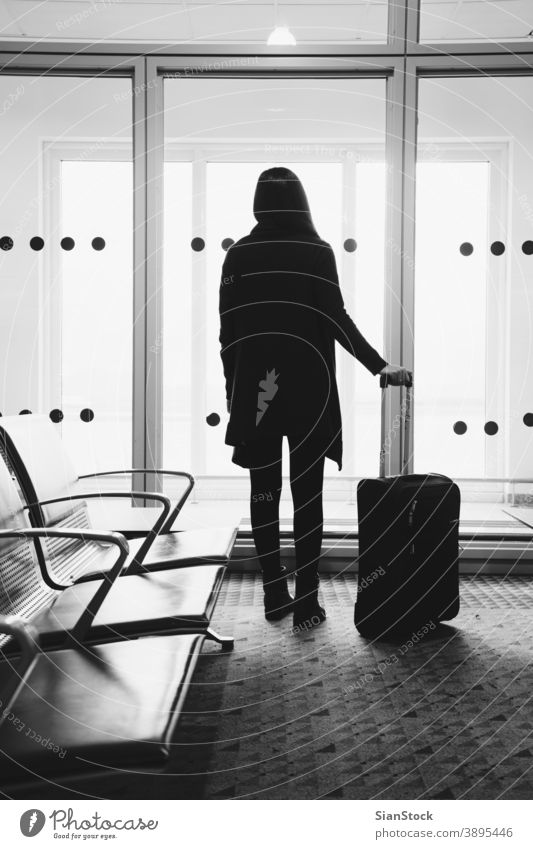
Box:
379, 364, 413, 386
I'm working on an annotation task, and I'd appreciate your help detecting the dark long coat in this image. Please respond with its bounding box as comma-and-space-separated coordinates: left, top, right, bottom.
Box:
219, 222, 387, 470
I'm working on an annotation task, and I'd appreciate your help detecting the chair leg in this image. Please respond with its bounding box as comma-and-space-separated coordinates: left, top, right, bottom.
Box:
204, 627, 234, 651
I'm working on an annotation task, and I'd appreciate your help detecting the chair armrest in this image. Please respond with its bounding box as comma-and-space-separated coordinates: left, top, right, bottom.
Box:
0, 528, 129, 646
78, 469, 195, 532
0, 615, 39, 720
27, 490, 171, 569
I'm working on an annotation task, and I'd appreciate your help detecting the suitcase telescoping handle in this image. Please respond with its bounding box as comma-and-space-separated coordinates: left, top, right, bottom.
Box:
379, 373, 413, 477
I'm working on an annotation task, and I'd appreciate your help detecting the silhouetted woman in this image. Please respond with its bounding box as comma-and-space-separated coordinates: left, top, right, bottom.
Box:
219, 167, 411, 631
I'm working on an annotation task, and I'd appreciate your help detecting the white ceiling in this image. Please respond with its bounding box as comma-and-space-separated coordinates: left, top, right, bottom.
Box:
0, 0, 531, 43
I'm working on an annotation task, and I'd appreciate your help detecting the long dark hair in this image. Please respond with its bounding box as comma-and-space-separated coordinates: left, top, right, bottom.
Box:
252, 167, 319, 237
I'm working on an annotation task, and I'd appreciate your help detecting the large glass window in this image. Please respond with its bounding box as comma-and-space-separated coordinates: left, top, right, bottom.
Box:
3, 38, 533, 509
0, 76, 132, 473
162, 77, 387, 485
414, 76, 533, 483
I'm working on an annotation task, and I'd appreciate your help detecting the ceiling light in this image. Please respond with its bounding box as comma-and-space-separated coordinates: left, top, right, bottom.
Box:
267, 26, 296, 46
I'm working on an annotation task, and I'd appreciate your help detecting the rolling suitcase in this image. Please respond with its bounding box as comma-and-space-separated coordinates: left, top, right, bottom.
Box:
354, 375, 460, 638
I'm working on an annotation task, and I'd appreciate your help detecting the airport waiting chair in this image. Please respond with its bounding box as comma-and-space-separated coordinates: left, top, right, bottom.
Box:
0, 415, 192, 537
0, 613, 206, 782
0, 458, 234, 653
0, 415, 238, 578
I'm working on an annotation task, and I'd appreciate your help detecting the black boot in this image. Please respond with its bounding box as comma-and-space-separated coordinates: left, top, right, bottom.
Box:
292, 569, 326, 631
263, 565, 295, 621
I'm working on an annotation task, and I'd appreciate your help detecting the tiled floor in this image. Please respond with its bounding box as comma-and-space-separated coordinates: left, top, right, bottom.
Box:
163, 574, 533, 800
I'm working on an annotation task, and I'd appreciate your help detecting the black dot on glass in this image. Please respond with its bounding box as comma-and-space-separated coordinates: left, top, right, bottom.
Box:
0, 236, 13, 251
522, 240, 533, 256
523, 412, 533, 427
484, 421, 498, 436
459, 242, 473, 256
49, 409, 63, 423
19, 409, 32, 415
206, 412, 220, 427
30, 236, 45, 251
91, 237, 105, 251
61, 237, 75, 251
191, 237, 205, 252
80, 408, 94, 423
344, 238, 357, 253
221, 238, 234, 252
491, 241, 505, 256
453, 421, 467, 435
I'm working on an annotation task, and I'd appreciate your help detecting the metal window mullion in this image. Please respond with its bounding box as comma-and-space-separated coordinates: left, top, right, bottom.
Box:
388, 0, 408, 53
0, 53, 138, 72
408, 42, 533, 58
409, 54, 533, 73
406, 0, 420, 51
41, 145, 61, 421
132, 57, 147, 495
156, 57, 401, 75
145, 61, 165, 493
485, 146, 510, 486
400, 58, 417, 473
382, 63, 408, 476
0, 44, 403, 61
4, 30, 533, 62
341, 155, 357, 481
133, 57, 164, 496
190, 153, 207, 475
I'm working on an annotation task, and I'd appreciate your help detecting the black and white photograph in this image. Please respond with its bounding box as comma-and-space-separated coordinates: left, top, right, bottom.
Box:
0, 0, 532, 843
